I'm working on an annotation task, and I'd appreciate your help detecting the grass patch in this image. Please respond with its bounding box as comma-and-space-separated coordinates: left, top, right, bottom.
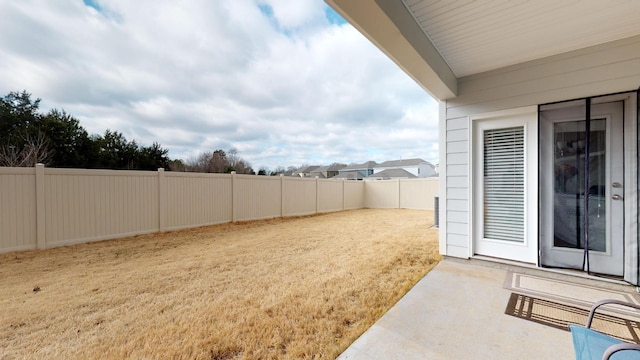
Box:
0, 209, 440, 359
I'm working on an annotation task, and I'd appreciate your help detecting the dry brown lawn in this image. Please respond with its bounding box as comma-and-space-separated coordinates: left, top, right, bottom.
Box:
0, 209, 440, 359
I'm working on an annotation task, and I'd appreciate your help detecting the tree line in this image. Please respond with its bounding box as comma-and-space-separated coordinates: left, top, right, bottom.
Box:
0, 91, 255, 174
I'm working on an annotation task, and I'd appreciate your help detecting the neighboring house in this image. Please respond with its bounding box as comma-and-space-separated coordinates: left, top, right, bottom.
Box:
328, 1, 640, 285
373, 158, 436, 178
338, 161, 378, 178
308, 171, 326, 179
297, 166, 320, 178
332, 171, 365, 180
321, 163, 347, 178
298, 164, 345, 178
366, 168, 416, 180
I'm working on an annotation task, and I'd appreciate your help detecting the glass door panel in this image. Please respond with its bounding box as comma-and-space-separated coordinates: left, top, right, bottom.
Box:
540, 100, 624, 276
553, 119, 606, 252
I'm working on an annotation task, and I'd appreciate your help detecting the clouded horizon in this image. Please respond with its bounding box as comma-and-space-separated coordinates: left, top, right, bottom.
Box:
0, 0, 438, 171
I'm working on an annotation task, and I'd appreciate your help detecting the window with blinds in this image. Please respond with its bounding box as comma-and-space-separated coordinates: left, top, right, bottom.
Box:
483, 126, 525, 243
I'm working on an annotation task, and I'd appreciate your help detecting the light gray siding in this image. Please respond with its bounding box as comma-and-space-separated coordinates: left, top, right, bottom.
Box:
444, 115, 470, 257
448, 35, 640, 118
442, 34, 640, 258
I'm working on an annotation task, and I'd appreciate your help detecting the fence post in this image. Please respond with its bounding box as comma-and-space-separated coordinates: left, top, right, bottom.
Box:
397, 178, 401, 209
315, 176, 319, 214
158, 168, 166, 232
231, 171, 237, 222
342, 179, 346, 210
35, 163, 46, 249
280, 174, 285, 218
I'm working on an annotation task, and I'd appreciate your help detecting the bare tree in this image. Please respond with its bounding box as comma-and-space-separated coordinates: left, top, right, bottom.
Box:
0, 133, 52, 167
210, 150, 228, 173
234, 159, 253, 174
227, 147, 239, 168
184, 148, 253, 174
187, 151, 212, 172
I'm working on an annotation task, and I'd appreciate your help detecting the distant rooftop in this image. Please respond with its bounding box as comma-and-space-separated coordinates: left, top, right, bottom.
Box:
368, 168, 417, 179
332, 171, 365, 180
377, 158, 429, 167
341, 161, 378, 171
300, 166, 319, 173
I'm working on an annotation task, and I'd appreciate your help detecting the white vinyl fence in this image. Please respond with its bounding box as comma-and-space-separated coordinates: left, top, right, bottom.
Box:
0, 165, 438, 253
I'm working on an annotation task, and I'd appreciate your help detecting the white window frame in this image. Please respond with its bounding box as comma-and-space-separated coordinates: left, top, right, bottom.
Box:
482, 126, 525, 243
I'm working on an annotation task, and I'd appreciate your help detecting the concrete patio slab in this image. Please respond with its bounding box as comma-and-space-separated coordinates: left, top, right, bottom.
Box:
338, 258, 638, 359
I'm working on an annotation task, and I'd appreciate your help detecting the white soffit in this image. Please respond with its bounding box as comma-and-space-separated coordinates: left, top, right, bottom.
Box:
403, 0, 640, 77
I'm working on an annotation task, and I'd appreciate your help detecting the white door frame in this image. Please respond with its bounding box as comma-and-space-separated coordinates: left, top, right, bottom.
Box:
470, 106, 538, 264
539, 100, 624, 276
621, 93, 638, 285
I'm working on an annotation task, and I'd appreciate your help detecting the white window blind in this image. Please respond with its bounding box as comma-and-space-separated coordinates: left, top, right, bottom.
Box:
483, 127, 525, 243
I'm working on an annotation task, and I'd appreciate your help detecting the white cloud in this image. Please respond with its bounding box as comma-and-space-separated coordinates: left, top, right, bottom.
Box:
259, 0, 326, 30
0, 0, 438, 171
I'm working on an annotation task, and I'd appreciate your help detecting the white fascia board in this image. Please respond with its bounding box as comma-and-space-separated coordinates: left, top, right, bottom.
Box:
326, 0, 457, 100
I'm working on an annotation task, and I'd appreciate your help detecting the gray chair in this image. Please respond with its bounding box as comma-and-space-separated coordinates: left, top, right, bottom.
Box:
569, 299, 640, 360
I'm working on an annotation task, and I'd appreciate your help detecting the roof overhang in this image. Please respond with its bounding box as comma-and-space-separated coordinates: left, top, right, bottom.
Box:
326, 0, 640, 101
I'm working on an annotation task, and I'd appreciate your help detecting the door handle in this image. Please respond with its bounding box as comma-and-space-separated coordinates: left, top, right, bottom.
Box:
612, 194, 623, 200
612, 182, 622, 188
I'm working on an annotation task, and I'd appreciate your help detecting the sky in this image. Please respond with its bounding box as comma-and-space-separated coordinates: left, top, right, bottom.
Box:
0, 0, 438, 171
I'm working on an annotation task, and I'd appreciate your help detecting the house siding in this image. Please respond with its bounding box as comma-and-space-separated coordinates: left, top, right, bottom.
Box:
444, 115, 470, 257
448, 35, 640, 119
442, 34, 640, 258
